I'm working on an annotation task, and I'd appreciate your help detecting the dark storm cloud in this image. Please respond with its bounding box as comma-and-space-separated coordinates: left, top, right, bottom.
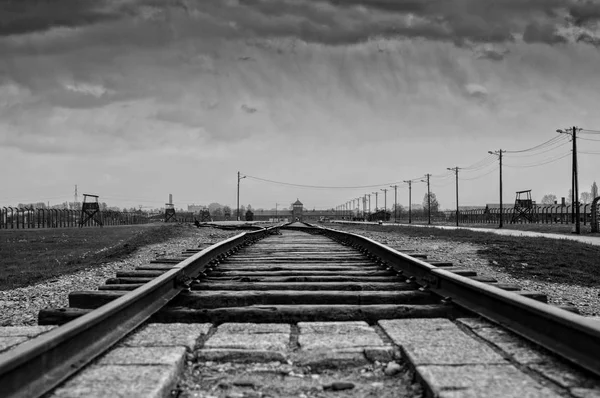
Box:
0, 0, 128, 36
3, 0, 599, 52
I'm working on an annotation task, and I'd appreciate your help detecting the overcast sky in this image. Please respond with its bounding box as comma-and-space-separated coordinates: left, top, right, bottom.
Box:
1, 0, 600, 211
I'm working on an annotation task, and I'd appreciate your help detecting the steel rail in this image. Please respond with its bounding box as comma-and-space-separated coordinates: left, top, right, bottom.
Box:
0, 226, 277, 398
311, 224, 600, 377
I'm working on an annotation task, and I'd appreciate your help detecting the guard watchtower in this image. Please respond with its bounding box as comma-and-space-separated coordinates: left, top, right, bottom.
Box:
80, 194, 103, 227
292, 199, 303, 222
165, 203, 176, 222
511, 190, 536, 223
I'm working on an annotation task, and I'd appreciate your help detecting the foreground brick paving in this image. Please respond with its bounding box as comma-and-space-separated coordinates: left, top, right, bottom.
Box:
2, 319, 599, 397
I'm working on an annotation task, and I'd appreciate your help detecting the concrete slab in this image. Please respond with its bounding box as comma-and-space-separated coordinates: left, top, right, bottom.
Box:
97, 346, 187, 367
121, 323, 211, 350
0, 325, 56, 337
299, 332, 384, 350
528, 361, 591, 389
197, 348, 287, 363
379, 318, 506, 365
204, 332, 289, 351
456, 317, 496, 330
50, 365, 179, 398
297, 321, 372, 334
417, 364, 561, 398
0, 336, 28, 352
217, 323, 290, 334
471, 327, 553, 364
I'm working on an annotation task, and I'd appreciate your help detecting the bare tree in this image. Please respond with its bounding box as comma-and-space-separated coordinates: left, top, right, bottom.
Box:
540, 194, 557, 204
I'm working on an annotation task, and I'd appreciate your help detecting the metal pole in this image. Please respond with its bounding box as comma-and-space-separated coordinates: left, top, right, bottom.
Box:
500, 151, 503, 228
404, 180, 412, 224
574, 126, 580, 234
380, 188, 388, 221
447, 167, 460, 226
237, 172, 240, 221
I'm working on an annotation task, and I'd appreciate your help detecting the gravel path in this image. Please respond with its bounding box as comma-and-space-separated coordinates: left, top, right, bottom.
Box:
0, 226, 240, 326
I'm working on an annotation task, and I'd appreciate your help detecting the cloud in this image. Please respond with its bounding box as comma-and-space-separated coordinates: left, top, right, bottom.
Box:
3, 0, 598, 51
464, 83, 488, 100
241, 104, 257, 113
522, 22, 568, 45
475, 46, 510, 61
64, 82, 112, 97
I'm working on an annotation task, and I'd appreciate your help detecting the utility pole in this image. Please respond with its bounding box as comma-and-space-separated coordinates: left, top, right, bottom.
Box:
488, 150, 503, 228
421, 174, 431, 224
380, 188, 388, 221
276, 203, 279, 222
366, 194, 371, 216
403, 180, 412, 224
446, 167, 460, 226
372, 191, 379, 211
237, 171, 246, 221
557, 126, 581, 234
390, 185, 398, 223
74, 185, 78, 209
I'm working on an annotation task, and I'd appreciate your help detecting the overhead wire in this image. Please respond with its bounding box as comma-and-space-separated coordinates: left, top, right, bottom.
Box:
459, 166, 499, 181
504, 152, 571, 168
503, 135, 566, 154
243, 174, 407, 190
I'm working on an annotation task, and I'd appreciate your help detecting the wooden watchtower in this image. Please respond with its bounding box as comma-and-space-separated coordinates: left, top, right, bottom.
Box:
510, 190, 536, 223
80, 194, 103, 227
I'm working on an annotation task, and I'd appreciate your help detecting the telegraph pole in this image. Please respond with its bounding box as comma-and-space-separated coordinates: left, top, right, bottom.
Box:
390, 185, 398, 223
276, 203, 279, 222
366, 194, 371, 216
380, 188, 388, 221
488, 150, 503, 228
557, 126, 581, 234
421, 174, 431, 224
237, 172, 246, 221
446, 167, 460, 226
403, 180, 412, 223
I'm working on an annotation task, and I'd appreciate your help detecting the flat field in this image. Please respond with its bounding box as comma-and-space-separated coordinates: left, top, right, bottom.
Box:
0, 224, 188, 290
331, 223, 600, 287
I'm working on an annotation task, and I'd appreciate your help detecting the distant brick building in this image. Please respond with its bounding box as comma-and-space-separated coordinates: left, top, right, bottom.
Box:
251, 199, 337, 222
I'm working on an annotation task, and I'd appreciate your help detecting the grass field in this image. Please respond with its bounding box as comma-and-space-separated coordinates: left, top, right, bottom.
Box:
385, 221, 598, 236
0, 224, 188, 290
332, 223, 600, 287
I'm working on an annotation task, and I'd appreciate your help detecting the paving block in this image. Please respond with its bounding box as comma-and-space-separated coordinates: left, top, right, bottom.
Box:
417, 364, 561, 398
50, 365, 179, 398
197, 348, 287, 363
298, 321, 372, 334
0, 336, 28, 353
455, 317, 496, 330
379, 318, 506, 365
121, 323, 211, 350
471, 327, 553, 364
0, 325, 56, 337
97, 346, 187, 367
204, 332, 288, 351
217, 323, 290, 334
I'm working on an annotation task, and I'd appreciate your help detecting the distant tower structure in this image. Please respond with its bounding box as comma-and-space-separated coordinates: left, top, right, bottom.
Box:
292, 199, 303, 222
165, 194, 176, 222
80, 194, 103, 227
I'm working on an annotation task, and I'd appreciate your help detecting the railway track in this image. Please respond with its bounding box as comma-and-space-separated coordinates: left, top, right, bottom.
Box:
1, 222, 600, 397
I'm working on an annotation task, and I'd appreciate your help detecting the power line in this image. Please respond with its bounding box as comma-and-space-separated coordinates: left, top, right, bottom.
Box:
504, 152, 571, 168
503, 136, 570, 158
503, 135, 566, 154
459, 166, 499, 181
581, 129, 600, 134
579, 137, 600, 142
243, 174, 407, 190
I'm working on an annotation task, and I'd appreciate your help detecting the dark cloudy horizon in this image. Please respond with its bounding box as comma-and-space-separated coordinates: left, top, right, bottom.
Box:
1, 0, 600, 211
